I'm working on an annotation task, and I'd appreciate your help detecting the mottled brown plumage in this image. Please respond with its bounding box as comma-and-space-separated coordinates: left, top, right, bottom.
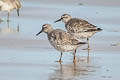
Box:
48, 29, 81, 46
54, 14, 102, 49
65, 18, 98, 33
36, 24, 86, 62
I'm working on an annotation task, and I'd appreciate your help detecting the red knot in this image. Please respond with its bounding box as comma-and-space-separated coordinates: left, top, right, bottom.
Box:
54, 14, 102, 50
36, 24, 86, 63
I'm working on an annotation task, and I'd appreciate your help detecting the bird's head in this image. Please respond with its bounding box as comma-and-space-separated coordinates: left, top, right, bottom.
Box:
54, 14, 72, 23
36, 24, 53, 36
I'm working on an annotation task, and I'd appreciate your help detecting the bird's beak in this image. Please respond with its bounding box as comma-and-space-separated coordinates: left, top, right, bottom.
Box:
36, 28, 44, 36
54, 18, 62, 23
17, 9, 19, 16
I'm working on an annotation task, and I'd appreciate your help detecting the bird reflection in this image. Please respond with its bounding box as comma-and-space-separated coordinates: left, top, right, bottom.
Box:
87, 49, 90, 63
77, 48, 90, 64
0, 21, 20, 34
49, 57, 96, 80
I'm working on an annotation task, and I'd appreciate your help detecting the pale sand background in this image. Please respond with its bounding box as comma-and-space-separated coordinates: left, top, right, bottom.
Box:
0, 0, 120, 80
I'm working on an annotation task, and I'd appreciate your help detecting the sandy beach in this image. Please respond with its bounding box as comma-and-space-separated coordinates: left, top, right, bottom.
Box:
0, 0, 120, 80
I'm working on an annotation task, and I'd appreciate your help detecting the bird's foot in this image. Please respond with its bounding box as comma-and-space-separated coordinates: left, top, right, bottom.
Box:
55, 60, 62, 64
82, 48, 91, 50
73, 58, 77, 63
73, 60, 77, 63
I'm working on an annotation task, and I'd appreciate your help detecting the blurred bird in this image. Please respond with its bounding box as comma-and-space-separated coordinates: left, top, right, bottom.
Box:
0, 0, 21, 21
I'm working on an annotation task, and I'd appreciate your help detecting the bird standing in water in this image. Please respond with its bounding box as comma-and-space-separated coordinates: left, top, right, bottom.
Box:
54, 14, 102, 50
36, 24, 86, 63
0, 0, 21, 21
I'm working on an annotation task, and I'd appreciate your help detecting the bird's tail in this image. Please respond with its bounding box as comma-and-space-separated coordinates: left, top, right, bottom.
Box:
97, 28, 102, 31
77, 42, 87, 45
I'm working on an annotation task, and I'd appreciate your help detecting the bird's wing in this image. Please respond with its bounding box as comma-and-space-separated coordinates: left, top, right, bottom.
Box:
66, 18, 97, 33
3, 0, 21, 8
6, 0, 21, 8
15, 0, 21, 8
48, 29, 80, 45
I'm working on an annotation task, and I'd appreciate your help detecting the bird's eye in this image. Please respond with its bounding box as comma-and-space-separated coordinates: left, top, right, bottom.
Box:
44, 27, 47, 29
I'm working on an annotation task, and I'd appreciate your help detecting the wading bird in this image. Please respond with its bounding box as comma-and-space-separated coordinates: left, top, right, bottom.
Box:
36, 24, 86, 63
54, 14, 102, 50
0, 0, 21, 21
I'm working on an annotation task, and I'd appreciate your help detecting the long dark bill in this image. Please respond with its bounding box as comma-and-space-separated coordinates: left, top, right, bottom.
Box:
54, 18, 62, 23
36, 28, 44, 36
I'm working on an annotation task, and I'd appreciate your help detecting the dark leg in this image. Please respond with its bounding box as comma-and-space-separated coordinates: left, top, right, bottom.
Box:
59, 52, 63, 63
73, 49, 77, 62
83, 38, 90, 50
87, 38, 90, 50
7, 12, 10, 22
0, 18, 3, 23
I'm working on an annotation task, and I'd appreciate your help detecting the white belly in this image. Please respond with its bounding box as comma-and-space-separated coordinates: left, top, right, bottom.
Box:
71, 31, 97, 39
49, 41, 78, 52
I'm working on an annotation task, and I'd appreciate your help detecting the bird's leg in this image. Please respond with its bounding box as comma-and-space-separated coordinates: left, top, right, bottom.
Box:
58, 52, 63, 63
83, 38, 90, 50
17, 9, 20, 16
0, 18, 3, 22
87, 38, 90, 50
7, 12, 10, 22
0, 13, 3, 22
73, 49, 77, 62
7, 21, 10, 29
73, 61, 77, 71
87, 48, 90, 63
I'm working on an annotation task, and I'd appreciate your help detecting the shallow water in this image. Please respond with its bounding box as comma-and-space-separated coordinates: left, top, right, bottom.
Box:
0, 0, 120, 80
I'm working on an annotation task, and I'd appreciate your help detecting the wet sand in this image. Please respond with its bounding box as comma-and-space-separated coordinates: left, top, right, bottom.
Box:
0, 0, 120, 80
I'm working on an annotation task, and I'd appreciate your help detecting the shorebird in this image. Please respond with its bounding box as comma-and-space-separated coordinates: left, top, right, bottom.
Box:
54, 14, 102, 49
0, 0, 21, 21
36, 24, 86, 62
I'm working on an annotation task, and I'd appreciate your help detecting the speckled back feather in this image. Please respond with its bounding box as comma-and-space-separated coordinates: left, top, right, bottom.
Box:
48, 29, 81, 45
65, 18, 97, 33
